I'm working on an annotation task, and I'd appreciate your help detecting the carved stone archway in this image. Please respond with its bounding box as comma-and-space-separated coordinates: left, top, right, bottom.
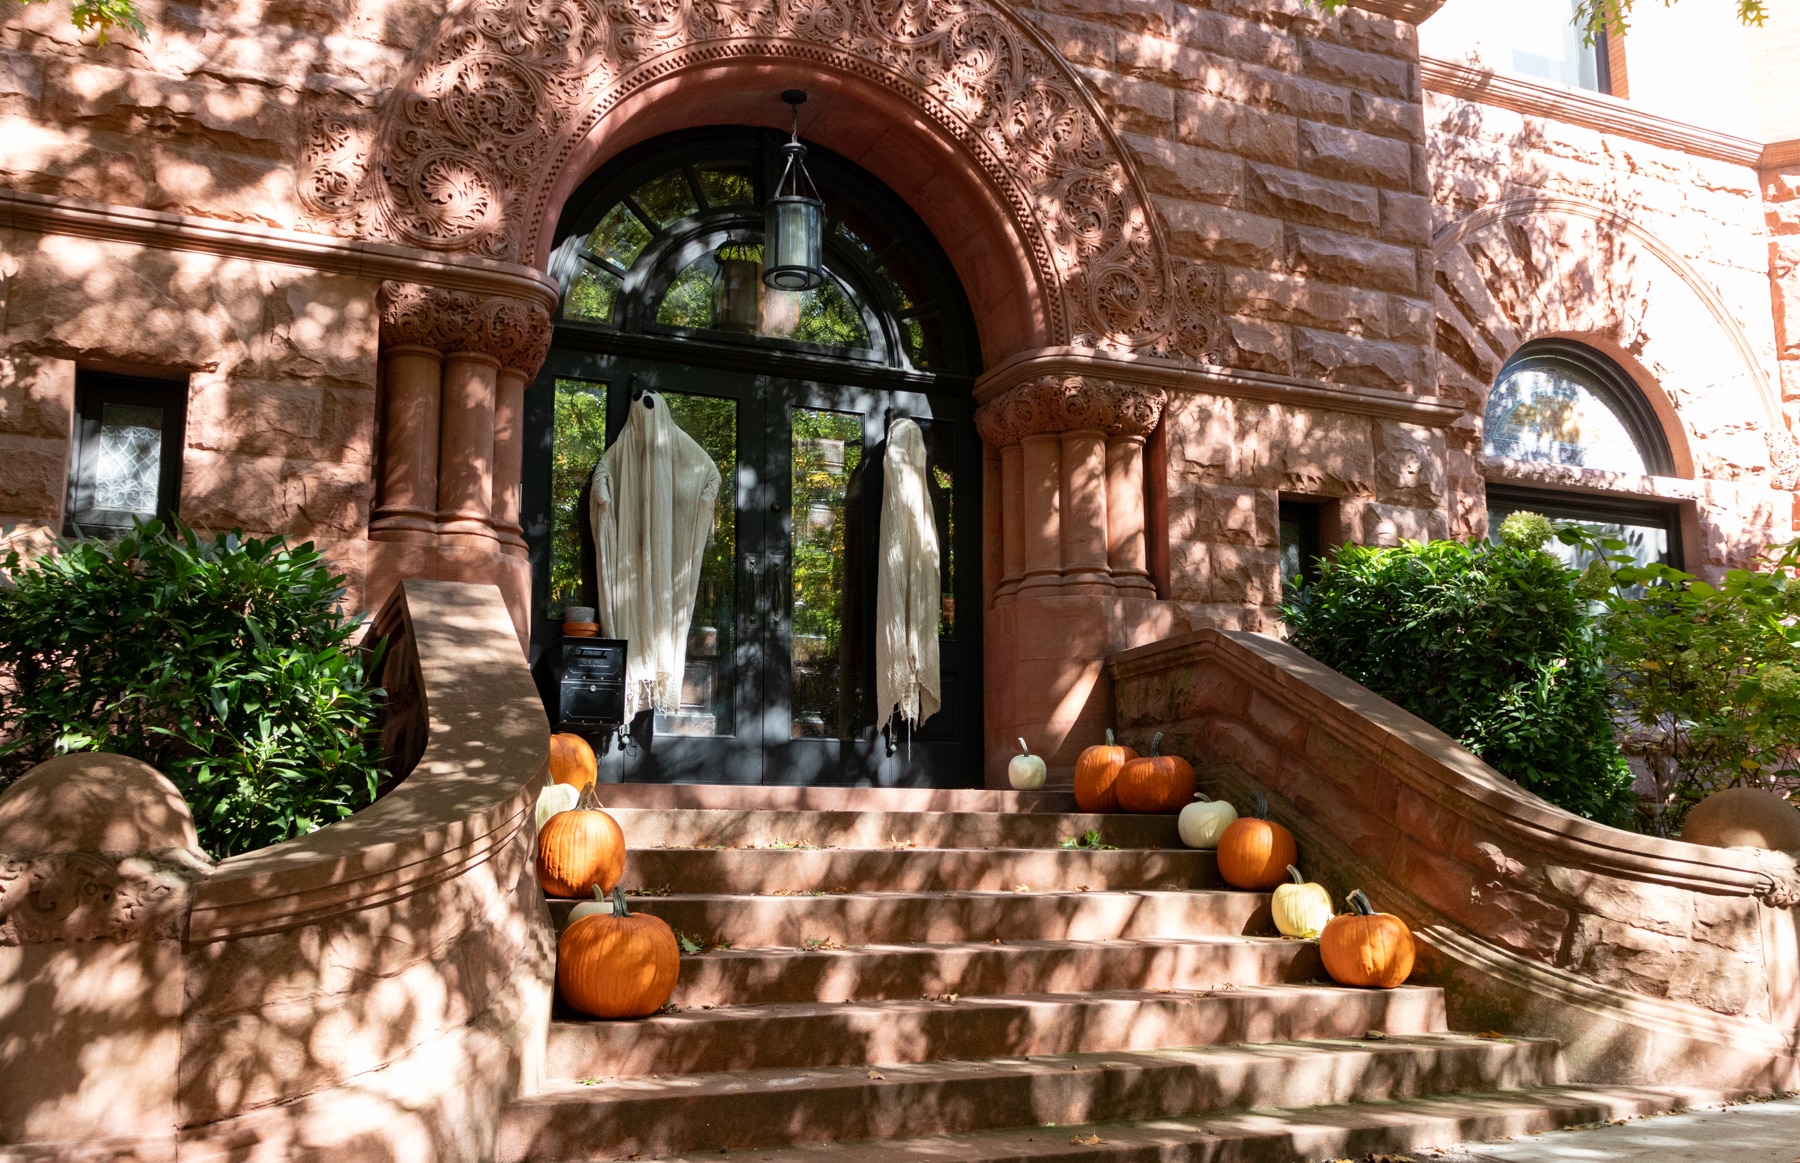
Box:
1433, 195, 1782, 477
298, 0, 1225, 360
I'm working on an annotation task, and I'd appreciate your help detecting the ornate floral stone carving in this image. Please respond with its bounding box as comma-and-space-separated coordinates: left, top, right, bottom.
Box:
378, 280, 553, 374
1754, 849, 1800, 909
974, 375, 1166, 446
1766, 429, 1800, 492
303, 0, 1227, 359
0, 850, 206, 945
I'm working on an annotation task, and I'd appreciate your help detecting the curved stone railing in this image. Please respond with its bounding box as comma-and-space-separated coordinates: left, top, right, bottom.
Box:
1109, 629, 1800, 1090
175, 579, 554, 1160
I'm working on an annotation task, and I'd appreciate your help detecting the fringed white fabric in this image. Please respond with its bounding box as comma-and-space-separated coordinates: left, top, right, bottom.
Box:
590, 390, 721, 719
874, 418, 942, 733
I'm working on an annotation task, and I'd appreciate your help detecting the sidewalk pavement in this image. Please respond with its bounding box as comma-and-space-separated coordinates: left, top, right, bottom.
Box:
1418, 1095, 1800, 1163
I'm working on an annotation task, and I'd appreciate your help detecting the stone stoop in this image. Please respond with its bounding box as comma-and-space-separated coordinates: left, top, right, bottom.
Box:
492, 785, 1699, 1162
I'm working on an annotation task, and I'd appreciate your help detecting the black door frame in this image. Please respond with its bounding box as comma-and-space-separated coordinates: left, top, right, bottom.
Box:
522, 327, 984, 788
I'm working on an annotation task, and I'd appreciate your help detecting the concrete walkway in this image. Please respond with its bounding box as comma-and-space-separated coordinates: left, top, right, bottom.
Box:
1424, 1095, 1800, 1162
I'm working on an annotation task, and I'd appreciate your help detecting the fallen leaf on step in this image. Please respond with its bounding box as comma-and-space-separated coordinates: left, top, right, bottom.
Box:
866, 1068, 884, 1080
1070, 1133, 1104, 1145
1363, 1030, 1387, 1040
1078, 884, 1090, 892
1012, 884, 1031, 893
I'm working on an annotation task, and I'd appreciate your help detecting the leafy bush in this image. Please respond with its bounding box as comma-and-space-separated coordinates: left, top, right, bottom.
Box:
0, 520, 385, 857
1569, 530, 1800, 835
1283, 513, 1637, 826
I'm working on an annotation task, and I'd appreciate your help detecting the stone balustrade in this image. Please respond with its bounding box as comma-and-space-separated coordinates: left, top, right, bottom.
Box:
0, 579, 554, 1162
1108, 628, 1800, 1089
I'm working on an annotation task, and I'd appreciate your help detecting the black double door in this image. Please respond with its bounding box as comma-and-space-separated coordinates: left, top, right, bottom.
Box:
529, 342, 983, 787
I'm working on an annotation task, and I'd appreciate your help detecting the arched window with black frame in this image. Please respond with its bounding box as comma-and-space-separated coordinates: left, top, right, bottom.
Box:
524, 126, 985, 789
1483, 340, 1681, 570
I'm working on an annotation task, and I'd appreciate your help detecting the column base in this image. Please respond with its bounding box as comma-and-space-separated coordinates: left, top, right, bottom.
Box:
365, 540, 532, 652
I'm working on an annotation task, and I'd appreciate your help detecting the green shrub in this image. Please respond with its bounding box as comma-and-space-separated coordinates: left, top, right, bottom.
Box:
0, 520, 385, 857
1283, 513, 1637, 826
1569, 530, 1800, 835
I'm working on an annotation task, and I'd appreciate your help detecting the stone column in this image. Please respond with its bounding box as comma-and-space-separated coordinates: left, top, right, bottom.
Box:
1060, 427, 1111, 592
492, 368, 529, 555
369, 281, 552, 639
1018, 432, 1063, 593
972, 374, 1165, 598
1105, 391, 1163, 597
372, 282, 552, 549
437, 351, 500, 546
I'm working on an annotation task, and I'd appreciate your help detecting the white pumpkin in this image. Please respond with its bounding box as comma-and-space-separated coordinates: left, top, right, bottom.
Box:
1177, 793, 1238, 849
567, 885, 616, 924
1272, 865, 1333, 939
536, 781, 581, 832
1008, 738, 1047, 790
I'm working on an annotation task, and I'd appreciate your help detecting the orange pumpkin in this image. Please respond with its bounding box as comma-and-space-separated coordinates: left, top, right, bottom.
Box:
1074, 730, 1138, 813
1215, 794, 1298, 890
1115, 732, 1197, 814
537, 784, 626, 899
1320, 889, 1415, 989
558, 886, 680, 1018
549, 732, 598, 789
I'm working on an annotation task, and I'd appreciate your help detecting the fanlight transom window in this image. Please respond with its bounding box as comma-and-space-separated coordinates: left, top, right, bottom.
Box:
548, 129, 974, 374
1482, 341, 1672, 477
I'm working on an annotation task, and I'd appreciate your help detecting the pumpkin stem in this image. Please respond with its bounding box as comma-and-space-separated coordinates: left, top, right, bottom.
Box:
1017, 737, 1031, 757
577, 778, 605, 812
1287, 864, 1306, 885
612, 885, 631, 918
1192, 792, 1210, 803
1148, 731, 1164, 758
1347, 889, 1376, 916
1105, 729, 1115, 746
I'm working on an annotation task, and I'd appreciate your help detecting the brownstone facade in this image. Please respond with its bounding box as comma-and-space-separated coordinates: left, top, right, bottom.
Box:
3, 0, 1797, 783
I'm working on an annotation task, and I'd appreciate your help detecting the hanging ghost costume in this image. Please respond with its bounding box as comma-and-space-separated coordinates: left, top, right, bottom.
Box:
589, 391, 722, 720
874, 418, 942, 733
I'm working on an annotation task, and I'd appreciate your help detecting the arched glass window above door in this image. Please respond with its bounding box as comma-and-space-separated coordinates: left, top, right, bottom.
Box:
547, 128, 978, 374
1482, 340, 1674, 477
1482, 340, 1681, 571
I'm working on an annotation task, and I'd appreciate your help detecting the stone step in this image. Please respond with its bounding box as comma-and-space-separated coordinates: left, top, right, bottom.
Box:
592, 783, 1078, 814
550, 889, 1275, 946
497, 1033, 1559, 1161
544, 983, 1449, 1079
610, 846, 1217, 896
655, 935, 1325, 1008
605, 806, 1183, 851
586, 1083, 1724, 1163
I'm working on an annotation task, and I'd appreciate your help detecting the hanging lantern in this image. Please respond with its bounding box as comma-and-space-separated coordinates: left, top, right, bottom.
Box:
764, 90, 827, 293
712, 236, 763, 334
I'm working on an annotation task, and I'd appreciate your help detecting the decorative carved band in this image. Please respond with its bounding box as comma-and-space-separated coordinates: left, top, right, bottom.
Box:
378, 281, 553, 374
974, 376, 1166, 447
0, 850, 205, 945
301, 0, 1229, 360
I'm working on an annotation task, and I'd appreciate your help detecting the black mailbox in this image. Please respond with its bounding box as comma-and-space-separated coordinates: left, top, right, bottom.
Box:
558, 637, 627, 728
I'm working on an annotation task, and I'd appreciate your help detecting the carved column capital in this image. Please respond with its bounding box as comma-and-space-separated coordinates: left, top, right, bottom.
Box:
974, 376, 1167, 447
378, 281, 553, 378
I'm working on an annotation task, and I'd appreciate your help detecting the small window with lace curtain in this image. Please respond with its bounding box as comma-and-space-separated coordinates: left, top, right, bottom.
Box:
66, 371, 188, 536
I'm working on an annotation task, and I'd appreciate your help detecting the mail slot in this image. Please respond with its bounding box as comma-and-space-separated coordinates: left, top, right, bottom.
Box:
558, 637, 627, 727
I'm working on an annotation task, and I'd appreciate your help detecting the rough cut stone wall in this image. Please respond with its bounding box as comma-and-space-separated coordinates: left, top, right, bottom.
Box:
1010, 0, 1446, 633
1019, 0, 1437, 395
0, 233, 378, 599
1427, 85, 1792, 570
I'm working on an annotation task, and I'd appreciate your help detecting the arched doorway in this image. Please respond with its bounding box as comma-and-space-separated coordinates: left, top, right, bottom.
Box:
522, 127, 984, 788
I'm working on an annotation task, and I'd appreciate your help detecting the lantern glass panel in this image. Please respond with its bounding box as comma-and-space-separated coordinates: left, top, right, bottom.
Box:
764, 196, 824, 291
